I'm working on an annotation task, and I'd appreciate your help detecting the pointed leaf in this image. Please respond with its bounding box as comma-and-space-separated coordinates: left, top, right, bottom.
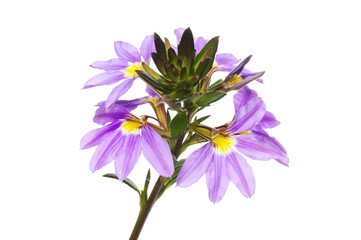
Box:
103, 173, 140, 195
194, 36, 219, 73
196, 91, 226, 106
169, 111, 187, 138
193, 115, 210, 124
154, 33, 167, 60
178, 28, 195, 61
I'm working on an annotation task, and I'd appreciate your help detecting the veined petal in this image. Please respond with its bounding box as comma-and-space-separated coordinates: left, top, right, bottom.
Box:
89, 131, 123, 172
94, 99, 145, 125
195, 37, 207, 54
141, 125, 174, 177
229, 87, 266, 133
174, 28, 186, 44
114, 41, 141, 63
140, 35, 155, 64
215, 53, 239, 71
235, 131, 288, 166
80, 121, 122, 149
259, 111, 280, 129
105, 78, 135, 109
83, 71, 125, 89
114, 133, 142, 181
90, 58, 128, 71
206, 153, 230, 203
177, 143, 213, 187
226, 151, 255, 198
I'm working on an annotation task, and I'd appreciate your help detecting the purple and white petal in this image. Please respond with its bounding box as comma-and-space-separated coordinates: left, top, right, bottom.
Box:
83, 71, 125, 89
229, 87, 266, 133
90, 58, 128, 71
235, 132, 289, 166
80, 121, 122, 149
89, 131, 123, 172
195, 37, 207, 54
141, 125, 174, 177
259, 111, 280, 129
105, 78, 135, 109
206, 153, 230, 203
114, 133, 142, 181
114, 41, 141, 63
140, 35, 155, 64
226, 151, 255, 198
177, 143, 213, 187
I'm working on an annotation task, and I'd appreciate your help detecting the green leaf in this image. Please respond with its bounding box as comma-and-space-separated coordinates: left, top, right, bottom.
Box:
103, 174, 140, 195
166, 108, 171, 127
141, 62, 162, 80
178, 28, 195, 62
207, 79, 223, 90
194, 57, 212, 79
143, 169, 151, 195
194, 36, 219, 73
151, 52, 167, 76
136, 70, 173, 94
154, 33, 167, 60
196, 91, 226, 106
193, 115, 210, 124
169, 111, 187, 138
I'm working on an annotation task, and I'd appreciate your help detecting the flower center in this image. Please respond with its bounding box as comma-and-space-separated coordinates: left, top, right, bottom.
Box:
124, 62, 143, 78
121, 120, 143, 134
212, 135, 235, 154
229, 75, 243, 86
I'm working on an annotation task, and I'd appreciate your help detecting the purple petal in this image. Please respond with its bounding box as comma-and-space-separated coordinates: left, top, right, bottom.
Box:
241, 68, 263, 83
226, 151, 255, 198
80, 121, 122, 149
140, 35, 155, 64
89, 131, 123, 172
94, 100, 143, 125
114, 133, 142, 181
195, 37, 207, 54
105, 78, 135, 109
206, 153, 230, 203
174, 28, 186, 44
83, 71, 125, 89
141, 125, 174, 177
145, 85, 159, 98
114, 41, 141, 63
235, 131, 289, 166
259, 111, 280, 129
177, 143, 213, 187
225, 55, 252, 80
229, 87, 266, 133
215, 53, 239, 71
90, 58, 128, 71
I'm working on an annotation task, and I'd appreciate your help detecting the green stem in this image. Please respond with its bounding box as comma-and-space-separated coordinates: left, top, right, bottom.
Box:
128, 132, 186, 240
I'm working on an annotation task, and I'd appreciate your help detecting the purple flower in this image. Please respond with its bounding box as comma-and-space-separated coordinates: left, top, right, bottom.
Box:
80, 107, 174, 181
84, 35, 155, 109
177, 86, 288, 203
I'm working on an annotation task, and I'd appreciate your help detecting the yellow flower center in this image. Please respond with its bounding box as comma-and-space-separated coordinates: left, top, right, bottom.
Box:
212, 135, 235, 154
124, 62, 143, 78
121, 120, 143, 134
229, 75, 243, 86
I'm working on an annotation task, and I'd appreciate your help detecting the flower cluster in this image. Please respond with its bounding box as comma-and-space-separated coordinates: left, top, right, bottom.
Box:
81, 28, 288, 204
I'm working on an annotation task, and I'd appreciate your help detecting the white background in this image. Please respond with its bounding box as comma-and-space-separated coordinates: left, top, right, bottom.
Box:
1, 0, 360, 239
